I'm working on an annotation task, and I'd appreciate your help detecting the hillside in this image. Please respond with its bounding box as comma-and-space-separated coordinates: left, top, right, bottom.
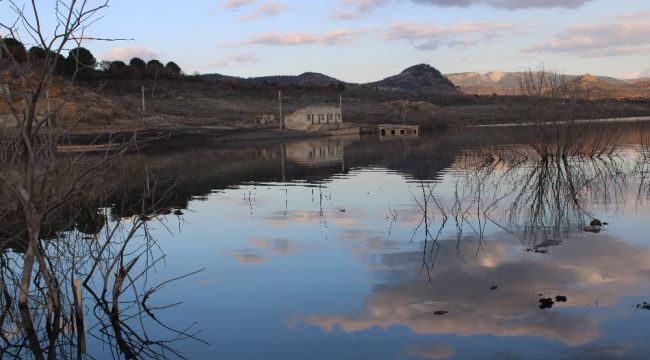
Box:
446, 71, 650, 98
365, 64, 460, 95
3, 64, 649, 138
203, 64, 461, 96
203, 72, 345, 88
0, 71, 135, 131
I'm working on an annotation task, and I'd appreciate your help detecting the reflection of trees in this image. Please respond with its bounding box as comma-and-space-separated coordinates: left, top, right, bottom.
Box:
0, 186, 204, 359
463, 151, 629, 240
413, 140, 633, 278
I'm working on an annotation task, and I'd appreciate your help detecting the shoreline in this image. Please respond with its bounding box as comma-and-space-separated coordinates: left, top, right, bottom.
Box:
468, 116, 650, 128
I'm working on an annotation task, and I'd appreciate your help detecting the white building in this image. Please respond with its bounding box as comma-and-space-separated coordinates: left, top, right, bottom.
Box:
284, 105, 343, 131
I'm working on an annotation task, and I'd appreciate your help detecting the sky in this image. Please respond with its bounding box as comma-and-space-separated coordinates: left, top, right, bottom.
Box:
4, 0, 650, 82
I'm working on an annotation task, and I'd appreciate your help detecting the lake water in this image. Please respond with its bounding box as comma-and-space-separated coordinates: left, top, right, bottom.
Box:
5, 124, 650, 359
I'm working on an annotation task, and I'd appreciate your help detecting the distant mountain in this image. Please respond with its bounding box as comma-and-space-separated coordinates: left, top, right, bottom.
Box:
202, 72, 346, 88
201, 67, 648, 99
366, 64, 460, 95
446, 71, 647, 98
249, 72, 345, 87
202, 64, 461, 96
626, 78, 650, 85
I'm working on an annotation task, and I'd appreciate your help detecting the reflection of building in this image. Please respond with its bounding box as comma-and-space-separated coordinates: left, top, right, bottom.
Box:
285, 137, 356, 166
378, 124, 419, 140
284, 105, 346, 131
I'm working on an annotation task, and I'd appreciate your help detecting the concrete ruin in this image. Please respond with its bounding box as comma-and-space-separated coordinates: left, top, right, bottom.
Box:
377, 124, 419, 140
284, 105, 345, 131
250, 113, 277, 128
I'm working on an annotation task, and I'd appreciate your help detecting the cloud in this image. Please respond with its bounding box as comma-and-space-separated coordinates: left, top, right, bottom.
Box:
407, 344, 455, 360
103, 47, 160, 61
624, 69, 650, 80
384, 21, 524, 50
331, 0, 389, 20
229, 237, 298, 266
231, 250, 267, 265
220, 0, 254, 10
303, 232, 650, 346
343, 0, 390, 12
205, 54, 260, 69
412, 0, 593, 9
230, 54, 261, 63
224, 28, 370, 47
525, 17, 650, 57
334, 0, 593, 14
208, 60, 229, 68
240, 2, 289, 21
249, 237, 297, 256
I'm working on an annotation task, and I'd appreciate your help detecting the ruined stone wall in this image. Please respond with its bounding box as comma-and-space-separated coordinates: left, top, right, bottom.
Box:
284, 106, 342, 131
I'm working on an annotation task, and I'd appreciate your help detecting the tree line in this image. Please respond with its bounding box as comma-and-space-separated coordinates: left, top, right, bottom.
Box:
1, 37, 182, 78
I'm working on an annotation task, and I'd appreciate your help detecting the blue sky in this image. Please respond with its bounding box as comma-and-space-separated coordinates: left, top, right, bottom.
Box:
5, 0, 650, 82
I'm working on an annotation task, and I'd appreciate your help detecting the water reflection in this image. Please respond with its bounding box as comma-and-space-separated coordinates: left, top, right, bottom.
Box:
3, 122, 650, 358
0, 184, 204, 358
304, 230, 650, 347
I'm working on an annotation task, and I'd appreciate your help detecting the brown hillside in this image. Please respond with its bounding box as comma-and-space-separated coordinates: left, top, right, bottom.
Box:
0, 71, 135, 132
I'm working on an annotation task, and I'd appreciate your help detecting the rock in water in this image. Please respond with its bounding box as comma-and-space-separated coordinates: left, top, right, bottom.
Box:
539, 298, 554, 309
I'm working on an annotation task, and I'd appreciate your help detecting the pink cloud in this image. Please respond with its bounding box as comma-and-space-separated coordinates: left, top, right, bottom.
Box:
220, 0, 254, 10
525, 18, 650, 57
240, 2, 289, 21
103, 47, 161, 61
384, 20, 525, 50
224, 28, 370, 47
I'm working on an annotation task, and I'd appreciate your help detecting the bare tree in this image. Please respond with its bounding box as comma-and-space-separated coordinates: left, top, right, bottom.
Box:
0, 1, 187, 358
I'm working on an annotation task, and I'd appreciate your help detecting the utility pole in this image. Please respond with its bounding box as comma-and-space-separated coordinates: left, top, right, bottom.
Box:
278, 90, 284, 130
141, 86, 146, 120
339, 94, 343, 122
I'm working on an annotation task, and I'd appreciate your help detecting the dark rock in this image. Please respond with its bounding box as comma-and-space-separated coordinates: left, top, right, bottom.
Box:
434, 311, 448, 316
539, 298, 554, 309
590, 219, 602, 226
637, 302, 650, 310
555, 295, 567, 302
490, 286, 498, 290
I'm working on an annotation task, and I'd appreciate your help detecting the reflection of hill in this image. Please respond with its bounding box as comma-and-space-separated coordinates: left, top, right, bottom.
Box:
110, 129, 496, 217
98, 122, 650, 218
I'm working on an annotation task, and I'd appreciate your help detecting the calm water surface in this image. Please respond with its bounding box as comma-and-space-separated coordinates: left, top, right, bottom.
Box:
102, 126, 650, 359
83, 127, 650, 358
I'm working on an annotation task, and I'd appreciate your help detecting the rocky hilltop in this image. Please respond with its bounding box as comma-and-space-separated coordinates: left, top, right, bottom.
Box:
364, 64, 460, 95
